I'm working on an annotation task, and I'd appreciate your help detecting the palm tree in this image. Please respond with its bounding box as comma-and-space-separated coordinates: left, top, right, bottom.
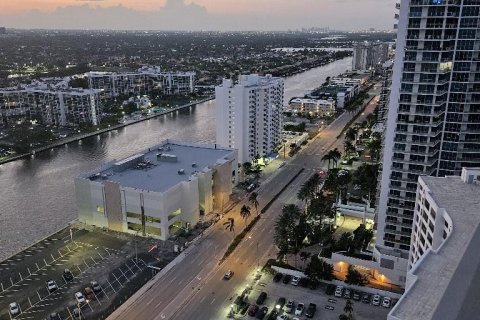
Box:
345, 127, 357, 143
330, 148, 342, 168
322, 153, 334, 169
344, 299, 354, 318
249, 192, 259, 215
240, 205, 251, 226
367, 135, 382, 163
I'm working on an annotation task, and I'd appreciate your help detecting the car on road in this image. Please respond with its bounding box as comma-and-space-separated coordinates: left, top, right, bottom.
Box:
325, 284, 336, 295
256, 306, 268, 319
334, 285, 344, 297
46, 280, 57, 293
276, 297, 286, 309
305, 303, 317, 318
362, 293, 371, 304
291, 275, 301, 286
372, 294, 381, 306
63, 268, 74, 281
273, 273, 283, 282
353, 291, 361, 301
9, 302, 19, 315
282, 274, 292, 284
285, 300, 295, 313
344, 288, 352, 299
382, 297, 392, 308
75, 292, 85, 304
224, 270, 234, 280
90, 280, 102, 293
266, 309, 278, 320
256, 292, 267, 305
248, 304, 259, 316
295, 303, 304, 316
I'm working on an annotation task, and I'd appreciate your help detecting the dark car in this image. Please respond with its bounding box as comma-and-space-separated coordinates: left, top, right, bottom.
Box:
256, 306, 268, 319
309, 280, 319, 290
256, 292, 267, 305
276, 297, 286, 309
282, 274, 292, 284
299, 277, 310, 287
63, 269, 74, 281
362, 293, 371, 304
273, 273, 283, 283
353, 291, 361, 301
248, 304, 259, 316
325, 284, 336, 295
305, 303, 317, 318
267, 309, 278, 320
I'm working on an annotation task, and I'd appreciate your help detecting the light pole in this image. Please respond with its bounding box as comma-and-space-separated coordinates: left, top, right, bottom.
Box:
256, 242, 259, 268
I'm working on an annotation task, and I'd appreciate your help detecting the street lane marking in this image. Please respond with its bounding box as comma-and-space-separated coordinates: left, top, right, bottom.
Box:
210, 298, 216, 304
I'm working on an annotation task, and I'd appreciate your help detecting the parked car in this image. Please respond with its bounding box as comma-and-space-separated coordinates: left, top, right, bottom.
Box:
382, 297, 392, 308
295, 303, 304, 316
46, 280, 57, 293
75, 292, 85, 304
325, 284, 336, 295
362, 294, 371, 304
278, 315, 289, 320
224, 270, 234, 280
299, 277, 309, 287
276, 297, 286, 309
266, 309, 278, 320
334, 285, 344, 297
285, 300, 295, 313
305, 303, 317, 318
72, 308, 81, 318
9, 302, 19, 315
47, 312, 60, 320
309, 280, 319, 290
344, 288, 352, 299
372, 294, 381, 306
248, 304, 259, 316
291, 276, 301, 286
90, 280, 102, 293
273, 273, 283, 283
282, 274, 292, 284
63, 269, 74, 281
256, 292, 267, 305
84, 287, 94, 300
256, 306, 268, 319
353, 291, 361, 301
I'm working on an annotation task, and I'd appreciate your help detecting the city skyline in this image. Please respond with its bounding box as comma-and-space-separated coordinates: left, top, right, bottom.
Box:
0, 0, 397, 31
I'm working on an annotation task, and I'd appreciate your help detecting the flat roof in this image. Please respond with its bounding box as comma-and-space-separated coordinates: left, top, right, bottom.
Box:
85, 141, 233, 193
389, 175, 480, 320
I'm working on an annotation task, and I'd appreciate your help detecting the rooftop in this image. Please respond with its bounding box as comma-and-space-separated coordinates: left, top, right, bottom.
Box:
389, 170, 480, 320
83, 140, 234, 193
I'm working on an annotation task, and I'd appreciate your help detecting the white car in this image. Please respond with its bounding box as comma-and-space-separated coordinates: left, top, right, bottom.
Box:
294, 303, 304, 316
334, 285, 344, 297
382, 297, 392, 308
9, 302, 19, 315
75, 292, 85, 304
291, 276, 300, 286
224, 270, 234, 280
372, 294, 381, 306
47, 280, 57, 292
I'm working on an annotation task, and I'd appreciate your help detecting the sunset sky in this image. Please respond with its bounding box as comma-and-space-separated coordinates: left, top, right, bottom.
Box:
0, 0, 397, 31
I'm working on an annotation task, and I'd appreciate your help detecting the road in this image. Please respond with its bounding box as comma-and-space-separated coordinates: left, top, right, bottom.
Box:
109, 87, 380, 320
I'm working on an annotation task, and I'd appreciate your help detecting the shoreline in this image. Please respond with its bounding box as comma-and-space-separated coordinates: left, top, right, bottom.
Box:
0, 96, 213, 165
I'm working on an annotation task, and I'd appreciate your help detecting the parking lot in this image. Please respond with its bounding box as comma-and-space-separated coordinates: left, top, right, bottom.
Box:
232, 272, 392, 320
0, 227, 160, 320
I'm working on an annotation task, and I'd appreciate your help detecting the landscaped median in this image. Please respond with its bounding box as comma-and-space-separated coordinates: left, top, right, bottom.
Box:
219, 168, 306, 264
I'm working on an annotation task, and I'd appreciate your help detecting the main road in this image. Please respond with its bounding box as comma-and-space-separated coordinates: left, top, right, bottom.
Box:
109, 86, 380, 320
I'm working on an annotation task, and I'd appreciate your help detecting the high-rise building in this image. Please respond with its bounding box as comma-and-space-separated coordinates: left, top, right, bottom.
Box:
352, 41, 389, 71
375, 0, 480, 286
215, 74, 284, 163
388, 168, 480, 320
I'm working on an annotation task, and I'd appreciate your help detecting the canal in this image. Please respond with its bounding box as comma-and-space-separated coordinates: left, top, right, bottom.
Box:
0, 57, 352, 260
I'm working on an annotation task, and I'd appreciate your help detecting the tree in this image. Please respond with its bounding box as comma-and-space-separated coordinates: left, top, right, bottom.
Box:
352, 164, 380, 202
330, 148, 342, 168
345, 265, 367, 286
249, 192, 259, 215
339, 315, 350, 320
344, 299, 354, 316
335, 232, 354, 253
304, 255, 334, 281
274, 205, 299, 263
367, 134, 382, 163
242, 162, 252, 176
322, 153, 334, 169
240, 205, 251, 226
299, 251, 311, 269
345, 127, 358, 143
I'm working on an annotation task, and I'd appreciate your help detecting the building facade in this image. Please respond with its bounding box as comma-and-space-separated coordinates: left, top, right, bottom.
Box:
388, 168, 480, 320
88, 66, 195, 98
352, 41, 389, 71
215, 74, 284, 163
75, 140, 238, 240
375, 0, 480, 286
288, 98, 336, 117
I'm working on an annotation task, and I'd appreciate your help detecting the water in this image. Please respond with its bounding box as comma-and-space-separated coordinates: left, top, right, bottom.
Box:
0, 57, 352, 260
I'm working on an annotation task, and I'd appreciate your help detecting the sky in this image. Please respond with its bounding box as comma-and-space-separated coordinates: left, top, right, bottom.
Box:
0, 0, 398, 31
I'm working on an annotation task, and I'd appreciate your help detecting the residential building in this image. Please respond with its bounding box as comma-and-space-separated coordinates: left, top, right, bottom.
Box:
375, 0, 480, 286
0, 27, 6, 34
388, 168, 480, 320
0, 79, 101, 126
75, 140, 238, 240
352, 41, 389, 71
215, 74, 284, 163
88, 66, 195, 98
288, 98, 335, 117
